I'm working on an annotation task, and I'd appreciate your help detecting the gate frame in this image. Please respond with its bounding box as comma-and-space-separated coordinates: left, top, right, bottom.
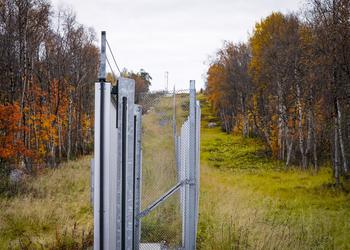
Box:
93, 31, 200, 250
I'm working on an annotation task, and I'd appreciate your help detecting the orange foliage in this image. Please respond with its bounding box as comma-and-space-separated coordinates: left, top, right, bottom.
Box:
27, 82, 60, 162
206, 63, 226, 110
0, 103, 28, 162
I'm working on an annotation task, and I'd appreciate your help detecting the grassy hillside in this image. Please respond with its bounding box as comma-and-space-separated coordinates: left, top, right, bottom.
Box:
0, 157, 93, 249
1, 94, 349, 249
197, 95, 350, 249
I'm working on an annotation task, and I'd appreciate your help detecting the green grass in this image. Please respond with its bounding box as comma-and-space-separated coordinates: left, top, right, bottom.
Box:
197, 95, 350, 249
0, 92, 187, 249
0, 157, 93, 249
1, 94, 349, 249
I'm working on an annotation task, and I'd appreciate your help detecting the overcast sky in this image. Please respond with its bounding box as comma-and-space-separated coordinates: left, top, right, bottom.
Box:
51, 0, 302, 90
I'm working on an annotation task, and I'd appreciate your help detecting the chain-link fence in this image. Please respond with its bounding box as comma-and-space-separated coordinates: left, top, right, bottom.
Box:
137, 90, 191, 249
93, 33, 200, 249
93, 80, 200, 249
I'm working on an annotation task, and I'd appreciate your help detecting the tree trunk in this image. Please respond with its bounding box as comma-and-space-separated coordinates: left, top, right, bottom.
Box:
67, 94, 72, 161
296, 83, 307, 169
310, 110, 318, 170
336, 98, 348, 174
334, 116, 340, 185
58, 116, 62, 161
241, 94, 248, 137
286, 140, 293, 168
50, 133, 56, 167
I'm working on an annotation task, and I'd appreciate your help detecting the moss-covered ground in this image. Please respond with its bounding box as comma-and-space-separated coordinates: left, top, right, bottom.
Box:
197, 94, 350, 249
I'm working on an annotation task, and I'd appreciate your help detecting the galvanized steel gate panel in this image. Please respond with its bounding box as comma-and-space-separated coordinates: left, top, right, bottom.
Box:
92, 31, 200, 250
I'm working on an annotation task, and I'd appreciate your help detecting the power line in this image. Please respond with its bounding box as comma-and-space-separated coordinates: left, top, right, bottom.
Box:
106, 38, 122, 74
106, 56, 118, 82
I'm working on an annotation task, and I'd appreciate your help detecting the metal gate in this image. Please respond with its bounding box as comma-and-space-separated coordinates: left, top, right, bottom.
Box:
137, 84, 201, 249
92, 31, 200, 250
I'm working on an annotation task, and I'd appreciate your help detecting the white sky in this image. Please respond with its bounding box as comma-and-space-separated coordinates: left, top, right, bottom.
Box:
51, 0, 302, 90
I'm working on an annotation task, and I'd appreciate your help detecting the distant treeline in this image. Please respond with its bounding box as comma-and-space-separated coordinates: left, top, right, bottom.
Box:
206, 0, 350, 183
0, 0, 151, 171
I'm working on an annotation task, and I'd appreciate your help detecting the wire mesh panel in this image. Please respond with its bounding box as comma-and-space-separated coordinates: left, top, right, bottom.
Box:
139, 91, 177, 204
137, 90, 190, 249
140, 190, 182, 249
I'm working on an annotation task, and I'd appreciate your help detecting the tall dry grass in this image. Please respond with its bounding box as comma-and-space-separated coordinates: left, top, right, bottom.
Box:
197, 94, 350, 249
0, 157, 93, 249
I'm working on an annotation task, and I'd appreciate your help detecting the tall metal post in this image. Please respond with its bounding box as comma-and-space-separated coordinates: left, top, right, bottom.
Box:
180, 120, 189, 248
94, 30, 143, 249
133, 105, 142, 250
99, 31, 106, 82
195, 100, 201, 234
184, 80, 197, 249
94, 82, 113, 249
94, 30, 107, 250
94, 78, 136, 249
117, 78, 136, 250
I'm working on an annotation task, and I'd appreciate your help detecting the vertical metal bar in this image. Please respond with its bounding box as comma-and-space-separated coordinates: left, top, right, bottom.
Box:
94, 83, 101, 250
94, 30, 107, 250
180, 121, 188, 248
117, 78, 135, 249
121, 97, 127, 249
108, 84, 118, 250
98, 31, 107, 82
94, 82, 112, 250
195, 101, 201, 234
134, 105, 142, 250
132, 115, 136, 250
185, 80, 197, 250
99, 81, 105, 250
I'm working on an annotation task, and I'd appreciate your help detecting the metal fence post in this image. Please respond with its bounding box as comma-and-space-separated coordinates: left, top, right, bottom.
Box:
98, 31, 106, 81
94, 31, 145, 250
94, 78, 136, 250
180, 120, 189, 248
134, 105, 142, 249
117, 77, 136, 250
184, 80, 197, 250
94, 82, 113, 249
195, 101, 201, 233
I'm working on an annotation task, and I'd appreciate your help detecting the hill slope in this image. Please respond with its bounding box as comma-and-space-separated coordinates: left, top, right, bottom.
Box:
197, 95, 350, 249
1, 95, 349, 249
0, 158, 93, 249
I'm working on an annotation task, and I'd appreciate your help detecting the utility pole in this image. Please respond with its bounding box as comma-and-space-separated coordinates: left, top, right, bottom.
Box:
165, 71, 169, 92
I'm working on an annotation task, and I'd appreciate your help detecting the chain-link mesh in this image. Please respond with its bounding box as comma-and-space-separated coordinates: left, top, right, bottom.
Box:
140, 190, 182, 249
137, 90, 190, 249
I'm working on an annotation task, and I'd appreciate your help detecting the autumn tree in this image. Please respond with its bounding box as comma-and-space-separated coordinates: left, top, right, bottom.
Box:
206, 1, 350, 184
206, 42, 253, 134
122, 68, 152, 103
307, 0, 350, 182
0, 2, 98, 170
